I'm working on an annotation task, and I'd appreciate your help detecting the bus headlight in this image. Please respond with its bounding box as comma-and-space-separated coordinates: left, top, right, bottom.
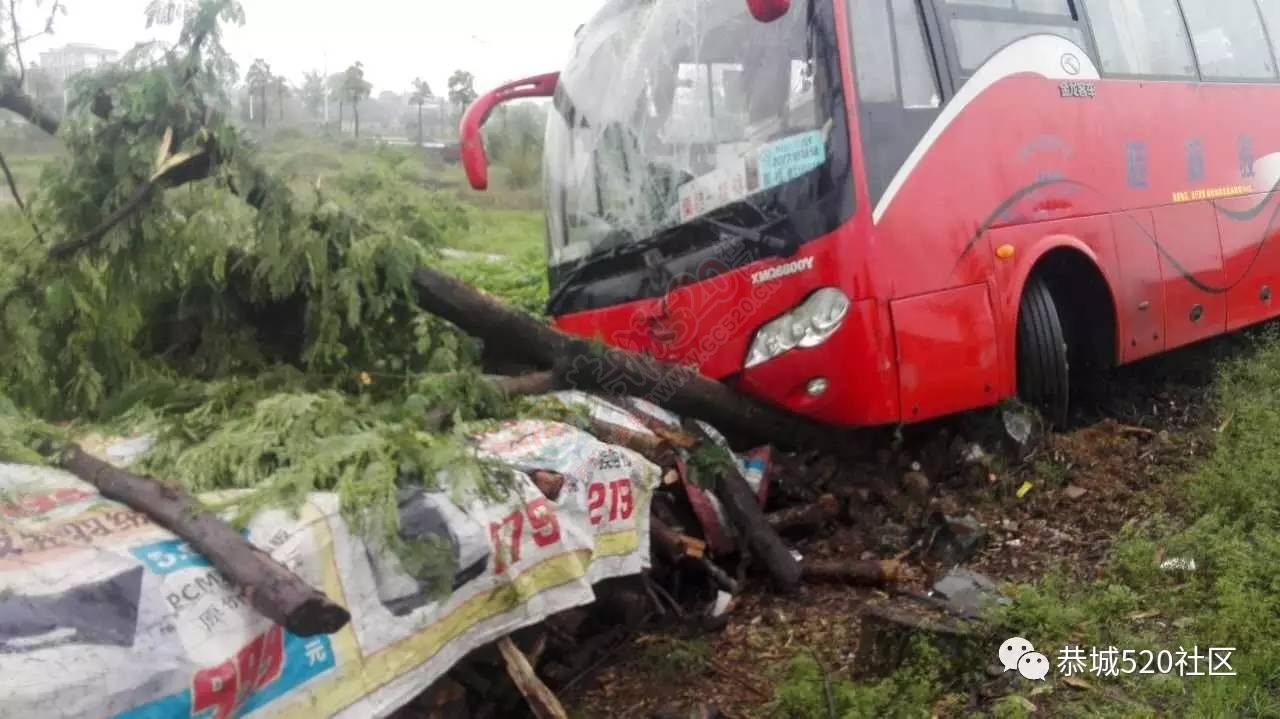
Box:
744, 288, 850, 368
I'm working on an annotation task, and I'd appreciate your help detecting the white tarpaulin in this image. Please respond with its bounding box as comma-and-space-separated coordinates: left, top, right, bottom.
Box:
0, 417, 662, 719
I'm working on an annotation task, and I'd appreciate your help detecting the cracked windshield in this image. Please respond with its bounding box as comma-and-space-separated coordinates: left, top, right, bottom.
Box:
545, 0, 832, 268
3, 0, 1278, 718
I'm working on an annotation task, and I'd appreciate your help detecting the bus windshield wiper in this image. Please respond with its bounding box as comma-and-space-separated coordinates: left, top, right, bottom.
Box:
686, 213, 798, 260
546, 230, 669, 311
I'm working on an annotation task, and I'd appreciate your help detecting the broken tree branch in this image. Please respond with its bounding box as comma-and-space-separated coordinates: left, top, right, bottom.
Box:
768, 493, 839, 533
0, 75, 59, 136
801, 559, 902, 586
423, 371, 556, 431
0, 148, 43, 244
8, 0, 25, 87
47, 144, 219, 260
686, 424, 802, 594
497, 635, 569, 719
59, 444, 350, 636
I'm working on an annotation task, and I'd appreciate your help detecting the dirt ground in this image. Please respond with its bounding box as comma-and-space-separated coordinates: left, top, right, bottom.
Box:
561, 342, 1228, 719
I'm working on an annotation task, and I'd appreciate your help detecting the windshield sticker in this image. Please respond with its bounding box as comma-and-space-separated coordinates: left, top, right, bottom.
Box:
678, 161, 752, 222
756, 130, 827, 190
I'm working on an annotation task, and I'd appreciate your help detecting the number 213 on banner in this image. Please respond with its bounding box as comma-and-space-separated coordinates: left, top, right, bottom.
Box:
489, 497, 561, 575
587, 479, 634, 526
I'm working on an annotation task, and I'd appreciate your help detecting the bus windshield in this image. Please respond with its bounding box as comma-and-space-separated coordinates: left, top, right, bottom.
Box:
543, 0, 842, 273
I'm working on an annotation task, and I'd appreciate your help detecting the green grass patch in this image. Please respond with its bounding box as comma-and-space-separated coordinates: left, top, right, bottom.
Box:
444, 209, 544, 256
992, 325, 1280, 716
768, 640, 959, 718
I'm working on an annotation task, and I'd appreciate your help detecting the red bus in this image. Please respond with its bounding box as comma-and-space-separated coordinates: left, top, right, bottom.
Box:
461, 0, 1280, 428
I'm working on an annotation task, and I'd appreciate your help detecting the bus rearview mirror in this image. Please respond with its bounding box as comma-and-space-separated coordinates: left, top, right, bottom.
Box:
460, 72, 560, 191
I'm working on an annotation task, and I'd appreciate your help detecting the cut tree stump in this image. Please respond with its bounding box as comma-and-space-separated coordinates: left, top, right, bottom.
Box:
59, 445, 350, 636
854, 601, 980, 679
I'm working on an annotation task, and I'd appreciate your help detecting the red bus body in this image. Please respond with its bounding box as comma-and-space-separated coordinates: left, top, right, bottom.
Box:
465, 0, 1280, 427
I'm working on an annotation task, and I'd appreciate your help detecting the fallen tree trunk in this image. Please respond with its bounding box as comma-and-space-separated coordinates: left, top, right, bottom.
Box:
59, 445, 351, 636
686, 426, 802, 594
410, 266, 859, 457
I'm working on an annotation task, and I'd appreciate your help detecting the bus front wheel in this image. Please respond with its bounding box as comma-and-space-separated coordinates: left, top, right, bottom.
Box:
1016, 275, 1070, 427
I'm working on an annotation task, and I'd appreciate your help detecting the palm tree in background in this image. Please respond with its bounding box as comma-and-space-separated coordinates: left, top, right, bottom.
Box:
301, 70, 325, 120
409, 78, 433, 146
326, 72, 346, 132
245, 58, 271, 128
269, 75, 290, 122
342, 62, 373, 139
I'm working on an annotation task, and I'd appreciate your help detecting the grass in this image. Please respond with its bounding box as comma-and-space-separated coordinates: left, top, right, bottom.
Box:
444, 209, 544, 256
986, 325, 1280, 716
760, 326, 1280, 717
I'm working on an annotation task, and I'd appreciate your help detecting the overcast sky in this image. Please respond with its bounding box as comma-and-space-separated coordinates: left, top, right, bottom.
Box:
19, 0, 605, 95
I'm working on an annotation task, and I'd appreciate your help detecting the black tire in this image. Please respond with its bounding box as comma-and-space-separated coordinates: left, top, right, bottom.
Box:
1016, 275, 1070, 427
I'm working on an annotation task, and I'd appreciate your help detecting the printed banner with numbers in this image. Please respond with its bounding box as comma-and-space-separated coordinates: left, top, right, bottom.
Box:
0, 417, 661, 719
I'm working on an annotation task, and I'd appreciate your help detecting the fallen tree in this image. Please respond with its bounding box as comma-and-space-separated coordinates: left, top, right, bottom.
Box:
0, 3, 914, 717
58, 444, 350, 636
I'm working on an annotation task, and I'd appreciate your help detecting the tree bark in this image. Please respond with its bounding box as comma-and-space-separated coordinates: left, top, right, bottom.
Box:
0, 77, 60, 136
59, 444, 350, 636
686, 424, 802, 593
801, 559, 901, 586
410, 265, 859, 457
768, 494, 839, 533
497, 635, 569, 719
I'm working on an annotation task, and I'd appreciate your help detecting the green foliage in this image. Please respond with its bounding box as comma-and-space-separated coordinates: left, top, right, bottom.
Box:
0, 394, 66, 464
769, 641, 944, 719
0, 0, 554, 551
686, 441, 737, 489
631, 638, 712, 683
440, 245, 548, 317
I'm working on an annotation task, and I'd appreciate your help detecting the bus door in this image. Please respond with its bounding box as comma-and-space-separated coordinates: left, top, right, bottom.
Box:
846, 0, 948, 206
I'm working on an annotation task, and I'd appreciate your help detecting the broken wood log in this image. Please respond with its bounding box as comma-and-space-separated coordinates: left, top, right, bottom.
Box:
410, 265, 860, 457
582, 417, 678, 467
802, 559, 902, 586
497, 635, 569, 719
768, 493, 839, 533
59, 444, 350, 636
686, 426, 802, 594
650, 517, 738, 593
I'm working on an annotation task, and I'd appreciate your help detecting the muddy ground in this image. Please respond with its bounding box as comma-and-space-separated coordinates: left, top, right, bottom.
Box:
559, 336, 1239, 719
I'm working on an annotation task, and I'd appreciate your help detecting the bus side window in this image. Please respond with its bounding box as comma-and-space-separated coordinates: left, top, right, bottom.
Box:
850, 0, 900, 103
1082, 0, 1195, 78
1179, 0, 1277, 81
891, 0, 942, 108
1261, 0, 1280, 58
943, 1, 1088, 74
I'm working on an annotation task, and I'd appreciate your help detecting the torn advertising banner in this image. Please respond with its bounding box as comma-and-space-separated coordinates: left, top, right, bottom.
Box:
0, 418, 660, 719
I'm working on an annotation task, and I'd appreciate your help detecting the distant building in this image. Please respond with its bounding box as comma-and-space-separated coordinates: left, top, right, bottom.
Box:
37, 43, 119, 84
